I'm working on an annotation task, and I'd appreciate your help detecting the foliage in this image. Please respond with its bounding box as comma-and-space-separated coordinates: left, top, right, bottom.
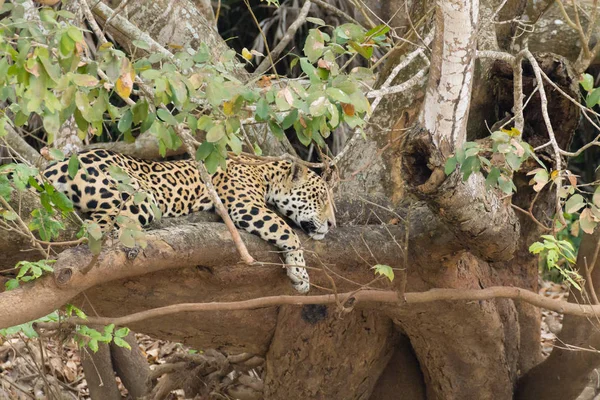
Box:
372, 264, 394, 282
0, 311, 59, 338
4, 259, 55, 289
0, 3, 383, 256
529, 235, 581, 290
445, 127, 541, 194
66, 305, 131, 352
445, 124, 599, 289
580, 73, 600, 109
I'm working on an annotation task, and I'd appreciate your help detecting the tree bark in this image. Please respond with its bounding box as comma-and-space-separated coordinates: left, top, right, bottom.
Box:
110, 332, 151, 399
81, 343, 122, 400
515, 229, 600, 400
264, 307, 397, 400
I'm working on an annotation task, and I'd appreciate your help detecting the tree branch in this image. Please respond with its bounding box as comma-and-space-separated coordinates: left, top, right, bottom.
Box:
33, 285, 600, 330
254, 0, 312, 76
0, 223, 405, 329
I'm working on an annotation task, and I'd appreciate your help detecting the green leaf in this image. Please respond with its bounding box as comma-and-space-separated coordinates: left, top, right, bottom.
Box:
461, 156, 480, 181
371, 264, 394, 282
498, 176, 515, 194
118, 109, 133, 133
5, 279, 19, 290
73, 306, 87, 320
133, 192, 147, 205
113, 336, 131, 350
304, 29, 325, 63
87, 222, 103, 240
43, 112, 60, 138
444, 157, 458, 175
205, 151, 224, 174
107, 165, 131, 183
366, 24, 391, 38
132, 100, 149, 125
282, 109, 298, 129
59, 33, 75, 57
49, 148, 65, 161
119, 228, 136, 248
255, 97, 269, 121
505, 152, 522, 171
306, 17, 326, 26
52, 191, 74, 213
268, 120, 285, 140
132, 40, 150, 50
586, 87, 600, 108
89, 236, 102, 254
348, 40, 373, 60
206, 124, 226, 142
194, 43, 211, 63
196, 142, 214, 161
157, 108, 178, 126
72, 74, 99, 87
66, 26, 84, 43
485, 167, 501, 188
228, 134, 243, 155
565, 194, 585, 214
68, 154, 79, 179
580, 73, 594, 92
115, 327, 130, 338
580, 208, 597, 234
326, 87, 351, 103
88, 338, 99, 353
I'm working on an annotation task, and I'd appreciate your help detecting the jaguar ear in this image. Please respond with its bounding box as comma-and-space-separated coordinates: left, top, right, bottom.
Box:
288, 163, 308, 184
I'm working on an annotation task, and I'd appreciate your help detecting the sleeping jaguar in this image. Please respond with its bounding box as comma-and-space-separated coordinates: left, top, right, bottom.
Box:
42, 149, 336, 293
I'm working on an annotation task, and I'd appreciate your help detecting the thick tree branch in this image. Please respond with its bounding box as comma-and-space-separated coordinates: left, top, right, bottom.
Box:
0, 223, 404, 329
419, 0, 478, 154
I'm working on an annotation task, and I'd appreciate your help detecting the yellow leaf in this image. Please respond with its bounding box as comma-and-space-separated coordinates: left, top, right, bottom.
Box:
115, 59, 135, 100
189, 74, 203, 89
241, 48, 253, 61
98, 42, 114, 51
501, 127, 521, 137
223, 101, 234, 116
550, 170, 559, 180
116, 75, 132, 99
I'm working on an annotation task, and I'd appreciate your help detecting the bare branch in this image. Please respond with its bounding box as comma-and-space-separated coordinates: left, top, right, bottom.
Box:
33, 285, 600, 330
254, 0, 312, 76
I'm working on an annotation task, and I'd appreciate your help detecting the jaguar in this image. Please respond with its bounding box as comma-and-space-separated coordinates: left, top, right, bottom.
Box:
42, 149, 336, 293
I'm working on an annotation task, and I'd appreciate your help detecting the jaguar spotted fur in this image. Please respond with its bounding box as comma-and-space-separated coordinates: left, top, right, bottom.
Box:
42, 149, 336, 293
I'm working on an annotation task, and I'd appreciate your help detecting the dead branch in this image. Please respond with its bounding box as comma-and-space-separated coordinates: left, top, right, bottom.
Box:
29, 284, 600, 332
254, 0, 312, 75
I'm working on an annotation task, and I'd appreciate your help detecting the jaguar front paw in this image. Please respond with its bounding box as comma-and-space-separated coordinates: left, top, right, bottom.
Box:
287, 266, 310, 294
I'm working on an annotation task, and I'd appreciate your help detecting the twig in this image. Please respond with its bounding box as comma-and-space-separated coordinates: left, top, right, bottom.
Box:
254, 0, 312, 76
243, 0, 278, 79
366, 67, 429, 98
79, 0, 108, 45
174, 121, 255, 264
103, 0, 132, 28
311, 0, 362, 26
35, 285, 600, 330
332, 31, 433, 166
584, 237, 600, 305
522, 49, 566, 228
